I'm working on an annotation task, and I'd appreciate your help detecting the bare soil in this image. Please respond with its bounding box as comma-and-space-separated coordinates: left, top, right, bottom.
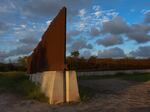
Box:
1, 78, 150, 112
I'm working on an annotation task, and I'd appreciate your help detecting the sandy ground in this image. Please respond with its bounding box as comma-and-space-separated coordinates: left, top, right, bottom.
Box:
1, 78, 150, 112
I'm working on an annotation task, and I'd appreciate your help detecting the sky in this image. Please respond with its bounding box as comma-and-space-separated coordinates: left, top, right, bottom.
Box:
0, 0, 150, 62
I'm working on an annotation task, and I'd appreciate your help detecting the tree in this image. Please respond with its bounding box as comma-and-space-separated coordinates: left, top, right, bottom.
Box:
88, 56, 97, 63
71, 50, 80, 58
17, 56, 28, 67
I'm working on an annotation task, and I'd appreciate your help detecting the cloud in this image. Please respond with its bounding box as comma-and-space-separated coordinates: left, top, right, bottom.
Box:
22, 0, 91, 19
101, 16, 129, 34
100, 16, 150, 43
3, 28, 42, 60
78, 9, 86, 17
0, 0, 16, 14
98, 47, 126, 58
71, 38, 93, 51
1, 0, 150, 61
96, 34, 123, 47
13, 23, 44, 45
7, 45, 34, 57
0, 51, 8, 62
144, 11, 150, 23
67, 0, 92, 16
0, 22, 9, 34
130, 46, 150, 58
76, 6, 119, 31
0, 35, 40, 62
19, 37, 39, 45
105, 10, 119, 18
81, 50, 92, 58
22, 0, 62, 18
92, 5, 101, 11
94, 10, 102, 18
141, 9, 150, 14
67, 30, 81, 37
90, 27, 100, 37
0, 44, 34, 62
66, 30, 81, 44
92, 6, 102, 17
46, 20, 52, 25
126, 24, 150, 43
127, 32, 150, 43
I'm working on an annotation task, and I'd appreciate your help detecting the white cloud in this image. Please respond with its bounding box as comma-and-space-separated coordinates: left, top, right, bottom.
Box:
92, 5, 100, 11
141, 9, 150, 14
92, 5, 102, 17
46, 20, 52, 25
94, 11, 102, 17
101, 16, 110, 23
81, 50, 92, 58
78, 9, 86, 17
20, 24, 26, 28
106, 12, 118, 18
75, 7, 119, 31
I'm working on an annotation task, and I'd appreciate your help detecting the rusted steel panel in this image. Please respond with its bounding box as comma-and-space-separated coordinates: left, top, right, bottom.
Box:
27, 7, 66, 74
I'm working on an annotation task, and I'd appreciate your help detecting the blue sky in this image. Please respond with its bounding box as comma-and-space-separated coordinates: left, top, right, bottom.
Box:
0, 0, 150, 62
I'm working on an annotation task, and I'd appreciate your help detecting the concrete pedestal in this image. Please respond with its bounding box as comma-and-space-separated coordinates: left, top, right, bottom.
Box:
66, 71, 80, 102
29, 71, 80, 104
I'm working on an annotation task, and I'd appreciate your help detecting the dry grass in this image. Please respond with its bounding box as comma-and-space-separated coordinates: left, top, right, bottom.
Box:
0, 71, 48, 102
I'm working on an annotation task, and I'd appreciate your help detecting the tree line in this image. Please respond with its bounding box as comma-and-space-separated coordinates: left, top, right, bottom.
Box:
67, 51, 150, 71
0, 51, 150, 72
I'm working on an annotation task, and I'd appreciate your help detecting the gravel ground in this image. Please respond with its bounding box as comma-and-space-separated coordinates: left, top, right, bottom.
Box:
1, 78, 150, 112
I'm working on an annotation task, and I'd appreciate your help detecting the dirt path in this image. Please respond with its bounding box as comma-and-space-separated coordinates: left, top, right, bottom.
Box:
1, 79, 150, 112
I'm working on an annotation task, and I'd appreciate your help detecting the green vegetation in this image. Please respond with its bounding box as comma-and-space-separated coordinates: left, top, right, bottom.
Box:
1, 71, 150, 102
79, 85, 97, 101
0, 57, 27, 72
78, 72, 150, 82
1, 53, 150, 72
71, 50, 80, 58
0, 72, 48, 102
116, 72, 150, 82
67, 57, 150, 71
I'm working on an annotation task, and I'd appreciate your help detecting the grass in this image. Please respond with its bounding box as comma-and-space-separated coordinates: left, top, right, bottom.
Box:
79, 84, 99, 101
115, 72, 150, 82
0, 71, 48, 102
78, 72, 150, 82
78, 72, 150, 101
1, 71, 150, 102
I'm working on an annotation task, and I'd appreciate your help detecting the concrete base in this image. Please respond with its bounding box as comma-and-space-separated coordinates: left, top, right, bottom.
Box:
66, 71, 80, 102
29, 71, 80, 104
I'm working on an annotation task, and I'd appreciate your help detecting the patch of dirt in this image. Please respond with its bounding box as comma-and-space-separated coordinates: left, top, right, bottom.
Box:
1, 79, 150, 112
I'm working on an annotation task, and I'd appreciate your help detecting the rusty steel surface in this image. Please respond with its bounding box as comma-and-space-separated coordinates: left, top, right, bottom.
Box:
27, 7, 66, 74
